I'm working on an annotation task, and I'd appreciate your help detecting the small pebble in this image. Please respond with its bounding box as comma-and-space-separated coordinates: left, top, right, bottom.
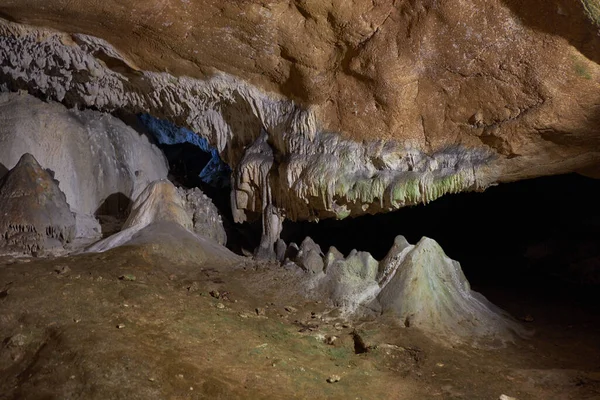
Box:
256, 307, 266, 316
216, 303, 225, 309
116, 323, 125, 329
327, 375, 341, 383
499, 395, 517, 400
284, 306, 297, 313
119, 274, 136, 282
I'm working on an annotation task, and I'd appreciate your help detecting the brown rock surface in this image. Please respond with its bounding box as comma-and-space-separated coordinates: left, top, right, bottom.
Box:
0, 0, 599, 221
0, 153, 75, 254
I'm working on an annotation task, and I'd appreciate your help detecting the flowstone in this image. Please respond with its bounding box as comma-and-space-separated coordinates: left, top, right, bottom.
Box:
377, 237, 531, 346
85, 180, 239, 264
0, 92, 168, 239
0, 153, 75, 255
296, 235, 530, 346
86, 180, 193, 252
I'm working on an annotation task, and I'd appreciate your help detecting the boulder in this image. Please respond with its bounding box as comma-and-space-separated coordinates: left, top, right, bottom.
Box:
295, 237, 324, 273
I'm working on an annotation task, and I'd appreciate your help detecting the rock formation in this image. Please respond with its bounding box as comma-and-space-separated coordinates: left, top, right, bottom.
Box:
0, 0, 594, 339
0, 92, 168, 239
176, 187, 227, 246
377, 237, 530, 347
0, 153, 75, 255
0, 3, 598, 243
291, 235, 529, 347
86, 180, 237, 264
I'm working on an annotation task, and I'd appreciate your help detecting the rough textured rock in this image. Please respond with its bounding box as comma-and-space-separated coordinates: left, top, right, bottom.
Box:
0, 6, 598, 228
298, 235, 528, 346
316, 249, 380, 314
295, 237, 325, 273
87, 180, 191, 252
176, 187, 227, 246
86, 180, 239, 265
0, 92, 168, 238
377, 237, 530, 347
0, 153, 75, 255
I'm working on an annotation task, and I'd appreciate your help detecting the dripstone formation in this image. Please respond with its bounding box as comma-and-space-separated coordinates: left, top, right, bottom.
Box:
0, 153, 75, 255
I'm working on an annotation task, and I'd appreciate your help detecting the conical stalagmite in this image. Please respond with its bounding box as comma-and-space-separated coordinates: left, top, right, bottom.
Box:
377, 237, 531, 346
0, 153, 75, 255
86, 180, 239, 264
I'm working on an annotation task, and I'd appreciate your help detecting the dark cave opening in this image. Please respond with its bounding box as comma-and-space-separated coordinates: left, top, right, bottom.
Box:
282, 173, 600, 317
133, 114, 259, 252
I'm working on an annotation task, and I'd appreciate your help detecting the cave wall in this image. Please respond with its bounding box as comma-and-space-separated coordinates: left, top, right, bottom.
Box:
0, 0, 599, 223
0, 92, 168, 237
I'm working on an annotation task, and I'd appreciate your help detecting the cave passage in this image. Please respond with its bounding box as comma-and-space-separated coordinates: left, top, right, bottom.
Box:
135, 114, 262, 252
282, 173, 600, 303
137, 114, 231, 191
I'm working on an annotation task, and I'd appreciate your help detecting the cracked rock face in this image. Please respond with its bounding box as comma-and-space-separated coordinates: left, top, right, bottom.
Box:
0, 153, 75, 255
176, 187, 227, 246
0, 1, 599, 225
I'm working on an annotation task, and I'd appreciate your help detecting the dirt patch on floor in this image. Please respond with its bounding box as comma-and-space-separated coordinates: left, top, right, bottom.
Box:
0, 245, 599, 399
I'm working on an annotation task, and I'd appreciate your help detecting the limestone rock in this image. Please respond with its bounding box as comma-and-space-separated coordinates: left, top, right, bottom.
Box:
85, 180, 240, 263
86, 180, 240, 264
0, 153, 75, 255
324, 246, 345, 272
316, 249, 380, 315
377, 237, 530, 347
377, 236, 412, 285
295, 237, 324, 273
86, 180, 191, 252
274, 239, 287, 263
176, 187, 227, 246
0, 13, 598, 225
0, 92, 168, 238
284, 243, 300, 262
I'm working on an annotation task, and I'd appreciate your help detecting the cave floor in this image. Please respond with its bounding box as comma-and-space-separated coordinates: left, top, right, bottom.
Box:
0, 247, 599, 400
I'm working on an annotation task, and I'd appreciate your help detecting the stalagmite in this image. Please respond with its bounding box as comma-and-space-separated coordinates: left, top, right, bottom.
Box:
0, 153, 76, 255
0, 92, 168, 239
376, 237, 532, 346
254, 204, 284, 260
86, 180, 238, 263
296, 235, 530, 347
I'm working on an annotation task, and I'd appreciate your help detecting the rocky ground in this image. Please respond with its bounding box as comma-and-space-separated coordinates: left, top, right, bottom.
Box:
1, 243, 599, 400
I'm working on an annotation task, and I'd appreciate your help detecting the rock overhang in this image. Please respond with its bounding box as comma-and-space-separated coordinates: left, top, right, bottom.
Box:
0, 0, 599, 224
